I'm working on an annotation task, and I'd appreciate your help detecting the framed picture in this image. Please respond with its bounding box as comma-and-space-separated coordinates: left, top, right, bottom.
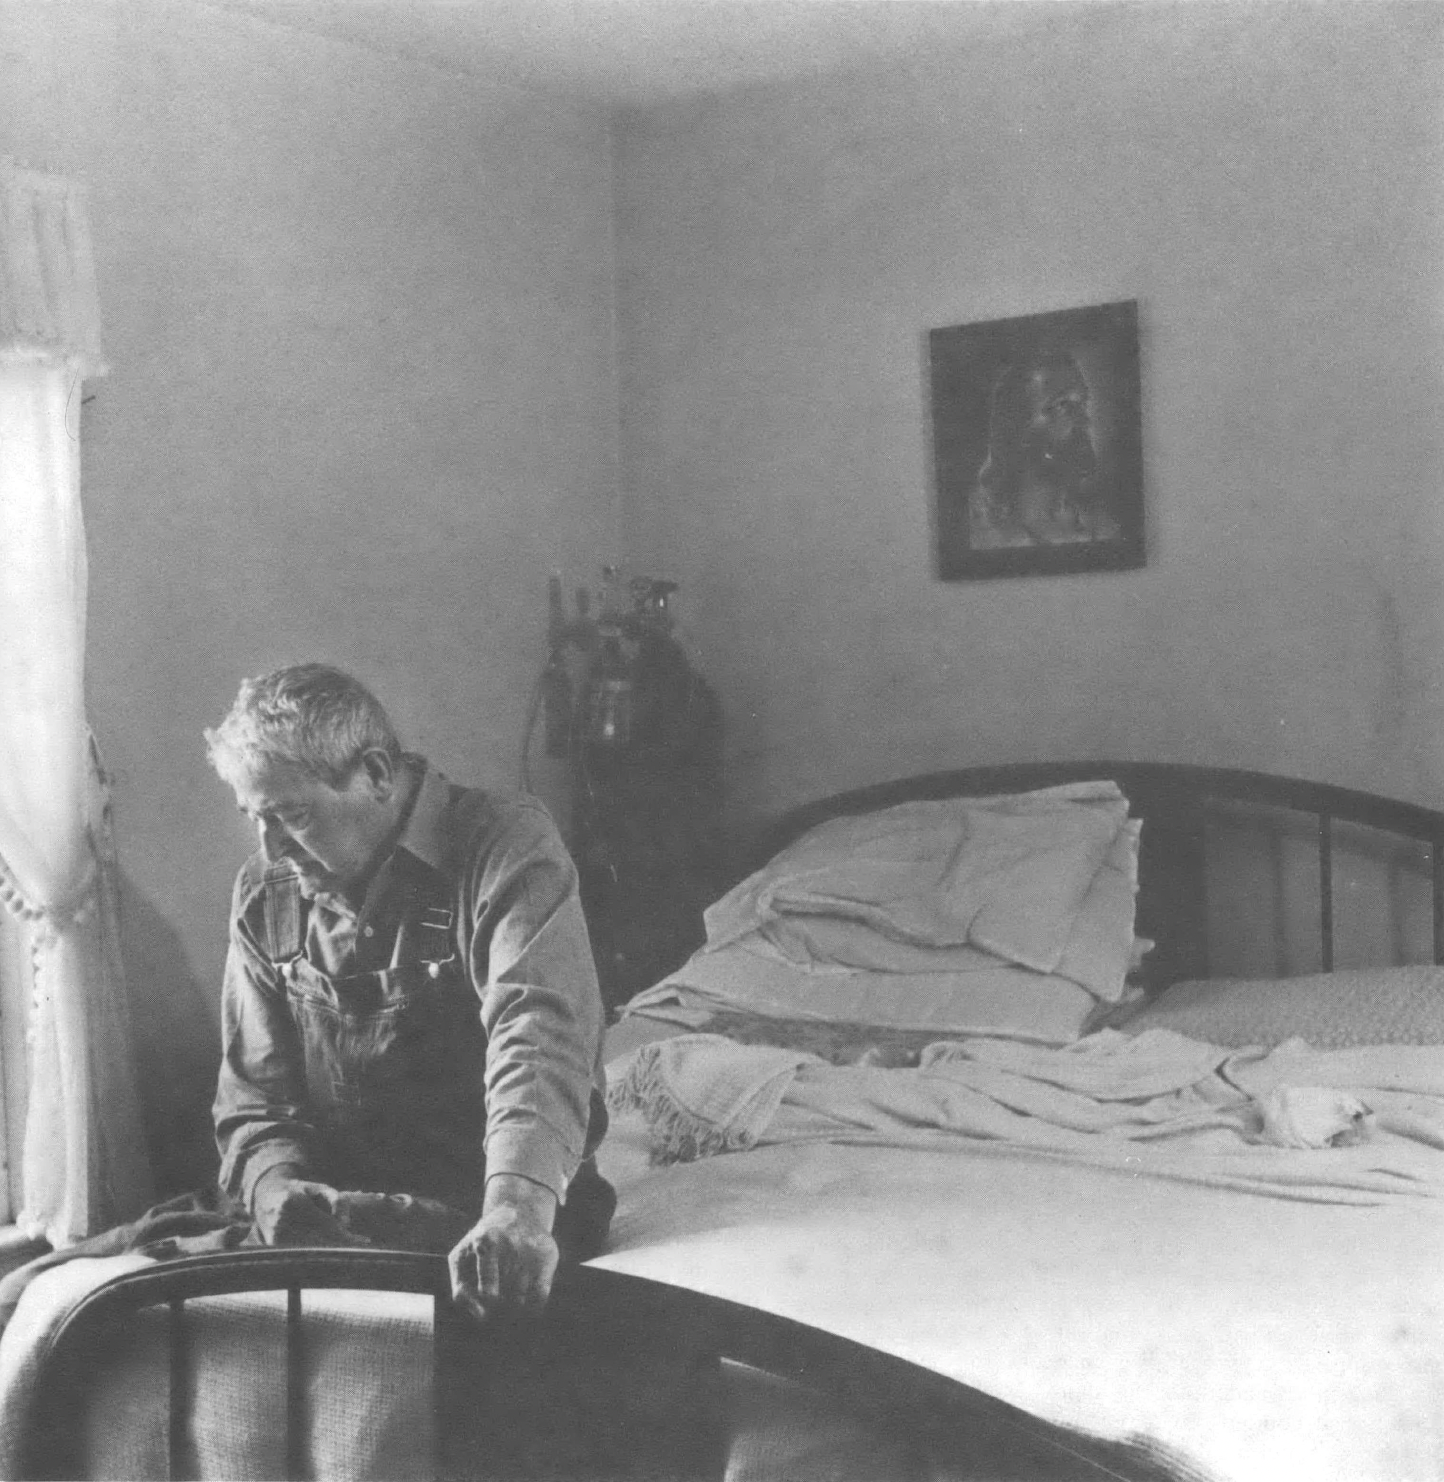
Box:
929, 300, 1144, 581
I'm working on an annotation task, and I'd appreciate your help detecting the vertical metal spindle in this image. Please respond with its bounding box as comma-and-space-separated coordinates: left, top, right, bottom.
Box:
286, 1285, 306, 1482
433, 1291, 449, 1482
433, 1274, 476, 1482
1318, 814, 1334, 972
1432, 837, 1444, 965
167, 1298, 190, 1482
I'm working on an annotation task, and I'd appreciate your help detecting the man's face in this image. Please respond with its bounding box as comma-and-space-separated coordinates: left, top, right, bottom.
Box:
1023, 360, 1096, 485
231, 757, 391, 900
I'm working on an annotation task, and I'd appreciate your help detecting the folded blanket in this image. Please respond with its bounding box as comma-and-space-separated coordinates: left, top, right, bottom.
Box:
697, 783, 1140, 1003
0, 1253, 153, 1480
609, 1030, 1444, 1205
607, 1036, 822, 1164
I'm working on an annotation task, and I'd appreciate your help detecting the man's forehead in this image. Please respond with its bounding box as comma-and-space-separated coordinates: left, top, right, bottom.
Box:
231, 758, 323, 810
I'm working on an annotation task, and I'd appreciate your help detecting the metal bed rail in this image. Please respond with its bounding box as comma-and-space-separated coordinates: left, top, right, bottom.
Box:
757, 761, 1444, 985
24, 1249, 1192, 1482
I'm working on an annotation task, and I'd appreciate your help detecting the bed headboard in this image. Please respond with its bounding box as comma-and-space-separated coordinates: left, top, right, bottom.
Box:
754, 762, 1444, 992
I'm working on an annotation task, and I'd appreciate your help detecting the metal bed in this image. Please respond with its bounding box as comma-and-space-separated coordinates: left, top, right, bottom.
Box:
16, 762, 1444, 1482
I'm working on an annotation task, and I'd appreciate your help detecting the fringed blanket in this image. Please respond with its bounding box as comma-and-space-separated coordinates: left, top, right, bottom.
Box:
608, 1038, 823, 1162
608, 1028, 1444, 1205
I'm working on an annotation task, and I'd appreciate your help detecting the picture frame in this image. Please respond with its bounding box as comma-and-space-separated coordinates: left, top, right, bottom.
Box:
929, 300, 1144, 581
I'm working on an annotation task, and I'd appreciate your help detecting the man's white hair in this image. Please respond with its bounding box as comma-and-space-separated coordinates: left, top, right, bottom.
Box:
204, 663, 402, 787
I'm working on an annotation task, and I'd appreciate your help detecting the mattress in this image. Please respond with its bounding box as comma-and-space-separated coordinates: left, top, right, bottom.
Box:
592, 1024, 1444, 1482
2, 1027, 1438, 1481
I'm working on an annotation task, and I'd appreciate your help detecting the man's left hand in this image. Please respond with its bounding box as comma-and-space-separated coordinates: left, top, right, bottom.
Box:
448, 1174, 559, 1323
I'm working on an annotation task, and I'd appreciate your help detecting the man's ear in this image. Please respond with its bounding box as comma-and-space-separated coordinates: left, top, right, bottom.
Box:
358, 748, 397, 798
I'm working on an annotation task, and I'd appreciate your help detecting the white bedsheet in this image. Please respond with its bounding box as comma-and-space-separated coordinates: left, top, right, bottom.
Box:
611, 1027, 1444, 1204
594, 1060, 1444, 1482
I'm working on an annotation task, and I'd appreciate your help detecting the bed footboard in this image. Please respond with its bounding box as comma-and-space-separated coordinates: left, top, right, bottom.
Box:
20, 1248, 1197, 1482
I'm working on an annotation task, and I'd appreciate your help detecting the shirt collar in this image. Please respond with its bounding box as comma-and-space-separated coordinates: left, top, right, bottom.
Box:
307, 756, 449, 917
393, 755, 450, 875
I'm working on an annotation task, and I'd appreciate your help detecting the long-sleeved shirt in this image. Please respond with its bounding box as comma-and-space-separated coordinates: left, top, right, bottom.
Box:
214, 759, 607, 1215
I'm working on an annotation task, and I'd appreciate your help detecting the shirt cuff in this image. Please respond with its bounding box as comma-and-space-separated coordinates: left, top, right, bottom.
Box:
238, 1140, 314, 1212
483, 1124, 573, 1201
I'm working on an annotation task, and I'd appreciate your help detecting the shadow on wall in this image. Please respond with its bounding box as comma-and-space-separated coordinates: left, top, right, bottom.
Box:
119, 873, 220, 1200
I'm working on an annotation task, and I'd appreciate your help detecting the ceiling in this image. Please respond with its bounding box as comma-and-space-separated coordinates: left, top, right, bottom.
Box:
206, 0, 1072, 106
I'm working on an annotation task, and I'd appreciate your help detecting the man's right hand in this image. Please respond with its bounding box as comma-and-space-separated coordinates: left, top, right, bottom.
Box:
251, 1167, 369, 1246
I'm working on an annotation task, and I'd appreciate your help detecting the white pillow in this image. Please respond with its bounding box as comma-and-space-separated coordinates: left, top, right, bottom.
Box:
628, 934, 1098, 1044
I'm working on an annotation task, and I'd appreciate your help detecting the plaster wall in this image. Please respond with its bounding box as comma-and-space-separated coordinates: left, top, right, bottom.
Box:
614, 1, 1444, 835
2, 0, 620, 1185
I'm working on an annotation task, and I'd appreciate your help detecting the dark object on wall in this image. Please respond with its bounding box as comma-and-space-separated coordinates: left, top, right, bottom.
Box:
539, 570, 724, 1011
930, 300, 1144, 581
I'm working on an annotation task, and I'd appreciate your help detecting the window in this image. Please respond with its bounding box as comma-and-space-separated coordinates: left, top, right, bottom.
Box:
0, 161, 152, 1243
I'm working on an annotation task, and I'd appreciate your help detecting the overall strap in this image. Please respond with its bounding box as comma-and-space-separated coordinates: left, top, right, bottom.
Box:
260, 871, 306, 963
417, 898, 457, 963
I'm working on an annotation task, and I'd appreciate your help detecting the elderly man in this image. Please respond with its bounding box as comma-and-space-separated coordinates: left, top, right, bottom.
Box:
204, 662, 614, 1320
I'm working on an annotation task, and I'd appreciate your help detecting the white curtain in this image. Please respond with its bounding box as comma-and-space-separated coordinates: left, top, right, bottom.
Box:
0, 160, 152, 1244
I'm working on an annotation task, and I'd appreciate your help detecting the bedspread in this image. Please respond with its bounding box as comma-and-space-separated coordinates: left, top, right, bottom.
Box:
609, 1028, 1444, 1205
593, 1108, 1444, 1482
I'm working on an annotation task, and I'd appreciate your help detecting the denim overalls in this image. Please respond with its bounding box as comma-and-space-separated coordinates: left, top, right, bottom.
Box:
260, 864, 489, 1213
255, 861, 616, 1256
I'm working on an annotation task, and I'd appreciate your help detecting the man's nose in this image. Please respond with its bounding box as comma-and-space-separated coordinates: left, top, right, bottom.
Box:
258, 817, 289, 863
